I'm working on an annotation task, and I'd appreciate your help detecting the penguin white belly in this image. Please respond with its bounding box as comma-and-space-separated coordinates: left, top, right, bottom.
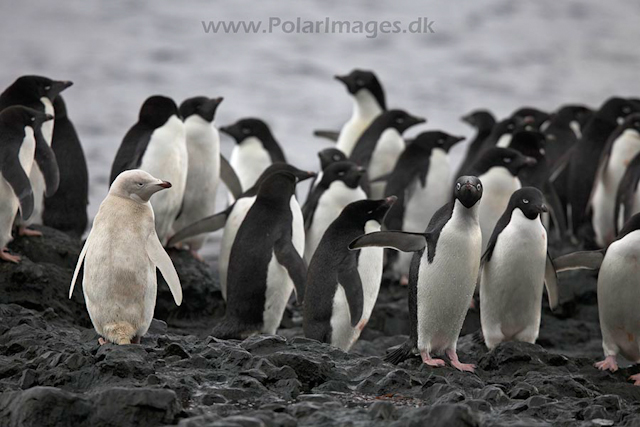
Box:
480, 210, 547, 348
304, 182, 366, 262
478, 168, 521, 250
230, 137, 272, 194
496, 134, 512, 148
592, 129, 640, 247
173, 118, 220, 250
368, 128, 404, 199
597, 231, 640, 362
263, 250, 294, 334
290, 195, 305, 255
219, 196, 256, 300
417, 204, 481, 354
329, 284, 354, 350
139, 116, 188, 244
336, 90, 381, 157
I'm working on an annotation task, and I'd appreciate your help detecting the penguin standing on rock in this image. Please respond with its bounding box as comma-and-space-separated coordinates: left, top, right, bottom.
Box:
456, 110, 496, 177
304, 197, 396, 351
350, 176, 483, 372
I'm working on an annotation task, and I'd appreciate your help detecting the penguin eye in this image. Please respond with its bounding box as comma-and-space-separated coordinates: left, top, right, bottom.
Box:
523, 199, 529, 204
622, 106, 631, 114
456, 183, 461, 191
503, 157, 512, 164
396, 117, 405, 124
30, 117, 35, 122
507, 124, 514, 130
437, 139, 444, 145
333, 155, 340, 161
242, 127, 250, 135
476, 183, 482, 191
44, 85, 51, 90
540, 148, 546, 156
137, 182, 144, 187
367, 210, 374, 214
338, 171, 346, 177
356, 79, 365, 86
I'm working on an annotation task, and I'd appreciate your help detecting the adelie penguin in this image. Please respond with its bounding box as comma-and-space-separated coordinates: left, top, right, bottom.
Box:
350, 109, 426, 199
211, 171, 307, 339
304, 196, 396, 351
350, 176, 483, 372
168, 164, 315, 301
42, 95, 89, 238
383, 131, 465, 280
306, 148, 347, 199
456, 110, 496, 177
222, 118, 286, 197
479, 187, 558, 349
0, 75, 71, 234
554, 213, 640, 386
303, 160, 367, 263
0, 107, 53, 263
590, 113, 640, 247
110, 95, 188, 245
510, 107, 551, 131
314, 69, 386, 155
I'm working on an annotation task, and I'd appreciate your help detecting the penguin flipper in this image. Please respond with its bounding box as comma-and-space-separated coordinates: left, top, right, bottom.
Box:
544, 253, 559, 310
543, 180, 567, 238
69, 233, 91, 298
349, 231, 427, 252
1, 155, 34, 220
167, 209, 230, 247
33, 126, 60, 196
384, 340, 415, 365
220, 154, 243, 199
274, 237, 306, 303
553, 250, 605, 273
147, 232, 183, 306
337, 255, 364, 327
313, 130, 339, 141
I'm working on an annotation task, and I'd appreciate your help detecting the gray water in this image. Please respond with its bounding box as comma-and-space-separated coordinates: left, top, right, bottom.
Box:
2, 0, 639, 260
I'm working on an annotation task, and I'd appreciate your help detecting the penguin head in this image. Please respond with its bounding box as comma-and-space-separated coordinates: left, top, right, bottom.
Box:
342, 196, 397, 225
476, 147, 537, 177
510, 107, 551, 130
461, 110, 496, 131
493, 117, 518, 137
220, 118, 273, 144
381, 109, 426, 134
334, 69, 386, 110
509, 128, 547, 161
139, 96, 180, 128
252, 164, 315, 194
256, 171, 297, 202
318, 148, 347, 170
618, 112, 640, 134
510, 187, 547, 220
321, 161, 365, 189
599, 97, 640, 125
454, 176, 483, 209
554, 105, 593, 125
111, 169, 171, 203
0, 105, 53, 129
180, 96, 223, 123
412, 131, 465, 153
8, 75, 73, 102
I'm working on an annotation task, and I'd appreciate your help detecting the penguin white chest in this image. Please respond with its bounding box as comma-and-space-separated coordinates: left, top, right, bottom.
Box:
369, 128, 405, 198
478, 167, 521, 249
230, 137, 272, 192
496, 133, 513, 148
336, 89, 381, 156
40, 97, 54, 144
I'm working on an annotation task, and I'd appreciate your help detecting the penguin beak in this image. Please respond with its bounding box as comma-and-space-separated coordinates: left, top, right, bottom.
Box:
157, 181, 172, 189
334, 74, 358, 93
540, 204, 548, 213
384, 195, 397, 206
411, 116, 427, 126
461, 115, 474, 126
524, 156, 538, 166
43, 114, 54, 122
48, 80, 73, 99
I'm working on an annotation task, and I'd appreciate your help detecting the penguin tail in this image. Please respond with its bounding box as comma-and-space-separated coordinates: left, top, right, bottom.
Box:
471, 329, 485, 346
384, 340, 414, 365
102, 322, 136, 345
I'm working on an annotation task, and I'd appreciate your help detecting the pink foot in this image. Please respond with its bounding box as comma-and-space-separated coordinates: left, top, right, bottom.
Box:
18, 227, 42, 237
594, 355, 618, 372
446, 348, 476, 372
629, 373, 640, 386
98, 337, 107, 345
190, 250, 204, 262
469, 299, 476, 310
357, 319, 368, 331
400, 275, 409, 286
0, 248, 20, 264
420, 350, 446, 367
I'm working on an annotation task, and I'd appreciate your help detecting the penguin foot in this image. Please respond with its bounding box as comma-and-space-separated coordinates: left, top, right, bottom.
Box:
420, 351, 446, 367
356, 319, 368, 331
400, 275, 409, 286
132, 336, 141, 344
594, 356, 618, 372
190, 250, 204, 262
18, 227, 42, 237
446, 349, 476, 372
98, 337, 107, 345
0, 248, 20, 263
629, 373, 640, 386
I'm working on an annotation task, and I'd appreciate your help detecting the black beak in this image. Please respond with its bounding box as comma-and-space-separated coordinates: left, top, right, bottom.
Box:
158, 181, 172, 189
48, 80, 73, 100
540, 204, 548, 213
461, 115, 474, 125
411, 116, 427, 125
334, 74, 357, 93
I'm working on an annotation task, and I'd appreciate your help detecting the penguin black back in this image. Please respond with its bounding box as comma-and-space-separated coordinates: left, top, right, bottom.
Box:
456, 110, 496, 176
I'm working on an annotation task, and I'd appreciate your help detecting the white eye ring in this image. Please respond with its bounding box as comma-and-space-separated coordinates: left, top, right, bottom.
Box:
622, 106, 631, 114
438, 139, 444, 145
333, 155, 340, 161
456, 183, 461, 191
540, 148, 546, 156
396, 118, 405, 124
44, 85, 51, 90
338, 171, 345, 177
504, 157, 512, 163
242, 128, 250, 135
356, 79, 365, 86
137, 182, 144, 187
523, 199, 529, 204
31, 117, 35, 122
476, 184, 482, 191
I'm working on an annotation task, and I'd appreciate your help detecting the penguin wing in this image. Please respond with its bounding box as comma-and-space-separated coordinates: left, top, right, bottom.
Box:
274, 236, 306, 303
337, 253, 364, 327
166, 207, 231, 247
0, 139, 34, 220
33, 126, 60, 196
302, 186, 324, 228
109, 125, 152, 185
220, 154, 243, 199
544, 253, 559, 310
542, 180, 567, 237
146, 232, 183, 306
313, 129, 339, 141
69, 232, 91, 298
614, 154, 640, 234
349, 231, 427, 252
553, 250, 605, 273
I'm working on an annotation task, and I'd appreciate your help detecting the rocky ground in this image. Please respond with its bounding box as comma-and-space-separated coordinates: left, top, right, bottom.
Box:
1, 227, 639, 427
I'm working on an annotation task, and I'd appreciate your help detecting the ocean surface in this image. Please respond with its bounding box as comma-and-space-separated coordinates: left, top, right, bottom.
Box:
2, 1, 639, 261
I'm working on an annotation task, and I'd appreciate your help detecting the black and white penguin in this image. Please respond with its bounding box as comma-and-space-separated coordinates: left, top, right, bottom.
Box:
211, 171, 307, 339
384, 131, 465, 277
0, 106, 53, 262
222, 118, 286, 195
615, 152, 640, 234
467, 147, 537, 250
349, 176, 483, 371
303, 161, 367, 263
167, 163, 314, 301
590, 113, 640, 247
489, 117, 519, 149
42, 95, 89, 238
511, 107, 551, 131
307, 148, 347, 197
350, 109, 425, 199
304, 196, 396, 351
568, 97, 639, 236
456, 110, 496, 177
110, 95, 187, 245
171, 96, 224, 257
479, 187, 558, 349
554, 213, 640, 386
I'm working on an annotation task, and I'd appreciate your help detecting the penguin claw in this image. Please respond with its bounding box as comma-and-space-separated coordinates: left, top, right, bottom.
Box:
594, 356, 618, 372
0, 248, 20, 264
18, 227, 42, 237
628, 374, 640, 386
98, 337, 107, 346
451, 361, 476, 372
420, 351, 446, 367
190, 250, 204, 262
400, 275, 409, 286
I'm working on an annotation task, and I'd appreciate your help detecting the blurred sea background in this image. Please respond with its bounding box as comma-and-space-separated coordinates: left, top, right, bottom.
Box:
1, 0, 639, 261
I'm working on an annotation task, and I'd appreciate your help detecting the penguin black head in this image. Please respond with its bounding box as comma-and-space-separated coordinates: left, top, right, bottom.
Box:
180, 96, 223, 122
139, 96, 180, 127
509, 129, 547, 161
321, 161, 365, 189
53, 95, 68, 120
511, 107, 551, 129
553, 105, 593, 125
0, 105, 53, 129
220, 118, 274, 144
379, 109, 426, 134
618, 113, 640, 134
257, 171, 297, 202
454, 176, 483, 209
471, 147, 537, 177
318, 148, 347, 170
598, 97, 640, 125
493, 117, 519, 137
334, 69, 386, 110
461, 110, 496, 131
4, 75, 73, 103
509, 187, 547, 220
342, 196, 397, 225
412, 131, 465, 153
255, 163, 315, 189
